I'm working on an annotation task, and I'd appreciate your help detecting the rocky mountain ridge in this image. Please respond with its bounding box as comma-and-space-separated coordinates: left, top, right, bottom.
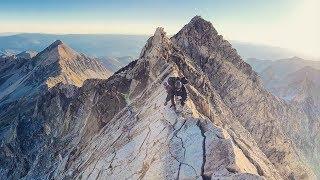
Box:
0, 41, 111, 179
247, 57, 320, 89
34, 40, 111, 88
0, 40, 111, 104
0, 16, 318, 179
171, 16, 317, 179
271, 66, 320, 101
16, 51, 38, 59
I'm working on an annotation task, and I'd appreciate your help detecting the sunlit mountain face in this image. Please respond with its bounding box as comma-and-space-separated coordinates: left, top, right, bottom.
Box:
0, 16, 319, 180
0, 1, 319, 179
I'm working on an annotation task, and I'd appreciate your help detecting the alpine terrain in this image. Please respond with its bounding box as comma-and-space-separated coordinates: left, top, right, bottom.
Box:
0, 16, 318, 180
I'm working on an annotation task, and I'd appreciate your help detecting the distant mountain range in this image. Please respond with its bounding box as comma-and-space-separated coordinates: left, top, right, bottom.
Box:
0, 33, 149, 58
246, 58, 320, 175
277, 66, 320, 101
0, 32, 20, 36
231, 41, 300, 59
247, 57, 320, 74
100, 56, 134, 72
0, 33, 305, 61
247, 57, 320, 101
247, 57, 320, 90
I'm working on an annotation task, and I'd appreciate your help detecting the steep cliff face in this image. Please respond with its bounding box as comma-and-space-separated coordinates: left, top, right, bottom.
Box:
0, 40, 111, 179
172, 16, 316, 179
0, 17, 318, 180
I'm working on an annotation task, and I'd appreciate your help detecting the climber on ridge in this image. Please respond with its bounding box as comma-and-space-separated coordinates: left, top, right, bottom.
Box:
164, 76, 188, 110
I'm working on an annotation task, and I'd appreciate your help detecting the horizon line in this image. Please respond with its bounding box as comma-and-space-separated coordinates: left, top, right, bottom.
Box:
0, 32, 152, 36
0, 31, 293, 49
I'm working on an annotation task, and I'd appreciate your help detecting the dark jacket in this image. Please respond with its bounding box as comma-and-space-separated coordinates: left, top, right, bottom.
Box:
165, 77, 188, 107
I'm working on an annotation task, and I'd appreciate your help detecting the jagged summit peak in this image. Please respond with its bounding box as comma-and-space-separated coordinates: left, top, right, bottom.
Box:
178, 16, 218, 36
31, 40, 111, 88
190, 15, 204, 23
36, 40, 79, 62
151, 27, 169, 46
40, 40, 71, 54
172, 16, 259, 83
43, 40, 64, 51
154, 27, 166, 36
171, 17, 220, 52
139, 27, 171, 59
51, 39, 63, 46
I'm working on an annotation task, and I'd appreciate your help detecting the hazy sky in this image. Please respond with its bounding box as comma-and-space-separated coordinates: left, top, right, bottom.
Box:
0, 0, 319, 57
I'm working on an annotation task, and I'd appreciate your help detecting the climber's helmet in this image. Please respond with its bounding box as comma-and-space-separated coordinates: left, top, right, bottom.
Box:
175, 80, 182, 90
